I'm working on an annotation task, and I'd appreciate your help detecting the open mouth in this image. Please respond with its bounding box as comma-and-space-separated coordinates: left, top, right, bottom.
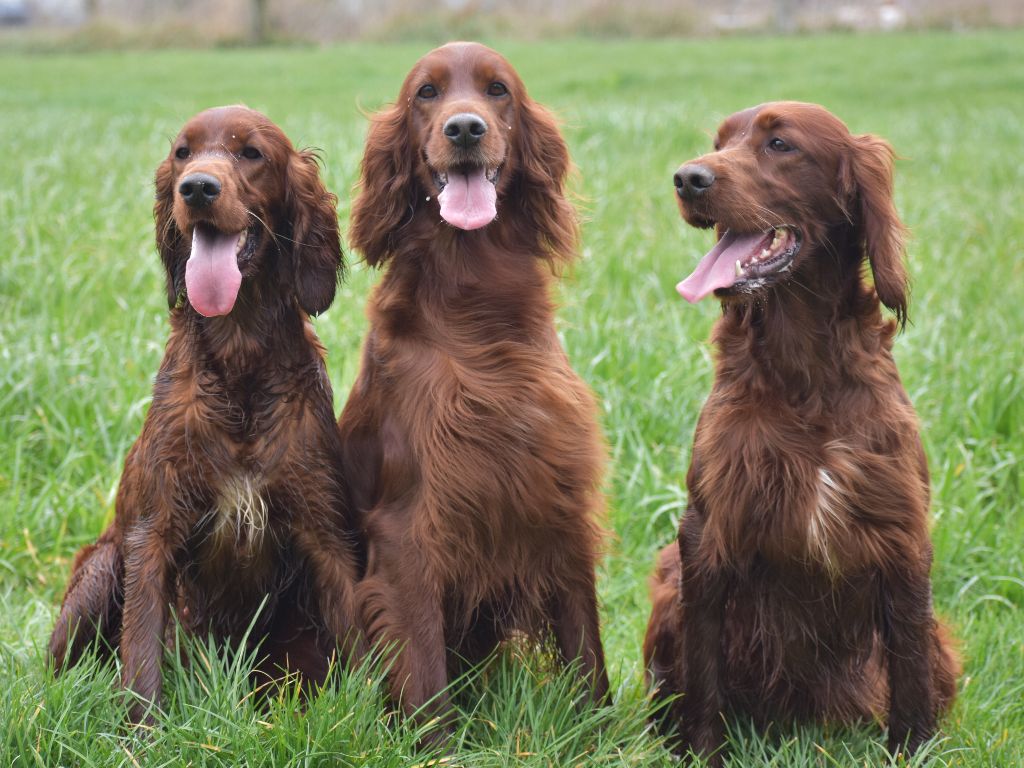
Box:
431, 165, 501, 193
191, 221, 259, 260
676, 225, 802, 303
431, 163, 501, 231
234, 225, 258, 265
184, 221, 258, 317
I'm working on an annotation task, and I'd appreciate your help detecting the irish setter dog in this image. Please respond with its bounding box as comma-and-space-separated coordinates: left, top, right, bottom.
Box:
48, 106, 363, 722
644, 102, 959, 763
338, 42, 610, 730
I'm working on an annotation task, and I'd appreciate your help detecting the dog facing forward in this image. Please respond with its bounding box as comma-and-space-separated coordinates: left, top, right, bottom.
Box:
339, 42, 610, 732
49, 106, 363, 722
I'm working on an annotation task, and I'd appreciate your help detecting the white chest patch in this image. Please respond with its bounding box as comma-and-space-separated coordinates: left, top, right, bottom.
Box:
808, 468, 849, 571
212, 473, 268, 548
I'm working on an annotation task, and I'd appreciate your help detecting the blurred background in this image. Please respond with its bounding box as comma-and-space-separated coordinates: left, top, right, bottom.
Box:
2, 0, 1022, 47
2, 0, 1022, 763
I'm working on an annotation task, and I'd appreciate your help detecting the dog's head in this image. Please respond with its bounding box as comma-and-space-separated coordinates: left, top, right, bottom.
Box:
154, 105, 342, 318
350, 42, 577, 268
674, 101, 907, 325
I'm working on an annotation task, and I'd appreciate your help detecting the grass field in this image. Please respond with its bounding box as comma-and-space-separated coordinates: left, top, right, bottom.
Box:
1, 30, 1023, 767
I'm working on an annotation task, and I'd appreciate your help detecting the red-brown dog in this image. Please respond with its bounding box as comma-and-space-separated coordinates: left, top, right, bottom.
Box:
49, 106, 363, 722
645, 102, 958, 763
339, 42, 610, 732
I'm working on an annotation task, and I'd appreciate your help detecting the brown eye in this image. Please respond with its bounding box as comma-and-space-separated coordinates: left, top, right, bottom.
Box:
486, 82, 508, 97
241, 146, 262, 160
417, 84, 438, 99
768, 137, 794, 152
175, 146, 190, 160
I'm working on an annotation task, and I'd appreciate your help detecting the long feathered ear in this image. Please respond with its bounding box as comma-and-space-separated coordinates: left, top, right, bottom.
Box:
842, 133, 909, 327
154, 157, 184, 309
349, 104, 415, 267
509, 97, 580, 270
285, 150, 344, 316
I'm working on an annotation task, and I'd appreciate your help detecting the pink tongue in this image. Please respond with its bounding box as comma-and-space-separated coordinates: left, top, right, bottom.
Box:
438, 168, 497, 230
185, 227, 243, 317
676, 230, 766, 303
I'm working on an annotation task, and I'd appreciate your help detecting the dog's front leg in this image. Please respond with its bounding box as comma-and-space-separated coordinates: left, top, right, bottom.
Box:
677, 507, 726, 766
120, 513, 176, 726
359, 526, 452, 739
293, 514, 367, 663
550, 568, 611, 706
883, 550, 939, 756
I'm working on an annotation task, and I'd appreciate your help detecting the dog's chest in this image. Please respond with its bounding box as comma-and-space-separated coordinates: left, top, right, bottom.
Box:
386, 347, 602, 572
805, 466, 852, 572
762, 462, 850, 569
202, 470, 274, 560
696, 414, 858, 571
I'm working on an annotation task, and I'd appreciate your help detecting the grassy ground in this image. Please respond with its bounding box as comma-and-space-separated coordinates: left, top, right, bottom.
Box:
1, 30, 1022, 766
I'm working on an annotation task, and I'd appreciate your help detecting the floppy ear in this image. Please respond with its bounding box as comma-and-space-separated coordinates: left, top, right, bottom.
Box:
348, 104, 416, 267
154, 157, 185, 309
509, 97, 580, 269
842, 133, 909, 327
285, 150, 344, 316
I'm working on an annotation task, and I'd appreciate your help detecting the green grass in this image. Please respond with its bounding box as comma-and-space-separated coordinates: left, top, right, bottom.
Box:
1, 30, 1022, 766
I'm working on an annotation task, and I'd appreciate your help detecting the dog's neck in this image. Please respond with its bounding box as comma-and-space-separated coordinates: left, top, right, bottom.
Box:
713, 235, 893, 402
174, 276, 316, 379
375, 222, 557, 342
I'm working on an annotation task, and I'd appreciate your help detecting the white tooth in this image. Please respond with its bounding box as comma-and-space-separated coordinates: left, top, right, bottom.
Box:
735, 260, 743, 277
761, 248, 770, 258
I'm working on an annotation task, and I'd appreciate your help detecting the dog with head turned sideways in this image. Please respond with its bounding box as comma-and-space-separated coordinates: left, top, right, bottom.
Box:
644, 102, 958, 765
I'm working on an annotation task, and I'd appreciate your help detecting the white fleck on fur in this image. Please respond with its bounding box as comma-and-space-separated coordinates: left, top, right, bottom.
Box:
809, 468, 848, 572
213, 473, 267, 549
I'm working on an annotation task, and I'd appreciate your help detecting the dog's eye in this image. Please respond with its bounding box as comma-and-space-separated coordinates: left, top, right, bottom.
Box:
767, 137, 794, 152
417, 84, 438, 100
241, 146, 263, 160
486, 82, 508, 97
175, 146, 190, 160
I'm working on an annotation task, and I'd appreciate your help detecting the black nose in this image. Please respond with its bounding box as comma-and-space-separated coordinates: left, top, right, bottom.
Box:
443, 113, 488, 148
178, 172, 221, 208
674, 164, 715, 200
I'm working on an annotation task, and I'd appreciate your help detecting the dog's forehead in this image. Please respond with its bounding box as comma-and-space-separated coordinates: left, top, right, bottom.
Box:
759, 102, 848, 135
715, 106, 760, 143
717, 102, 850, 146
179, 106, 281, 147
414, 42, 513, 87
